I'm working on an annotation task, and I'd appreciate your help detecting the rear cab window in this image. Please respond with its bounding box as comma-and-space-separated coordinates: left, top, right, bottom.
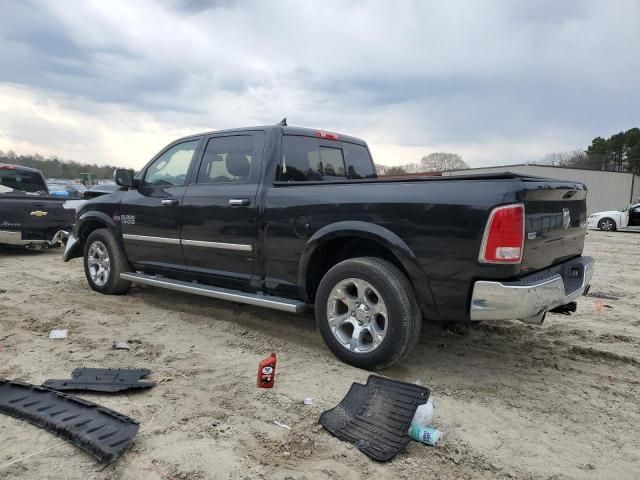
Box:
0, 167, 48, 193
277, 135, 376, 182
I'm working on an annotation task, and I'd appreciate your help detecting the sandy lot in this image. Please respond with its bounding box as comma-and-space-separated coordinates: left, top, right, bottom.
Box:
1, 230, 639, 479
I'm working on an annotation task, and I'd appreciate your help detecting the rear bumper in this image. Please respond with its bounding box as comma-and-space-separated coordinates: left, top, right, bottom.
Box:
0, 229, 69, 247
470, 256, 595, 323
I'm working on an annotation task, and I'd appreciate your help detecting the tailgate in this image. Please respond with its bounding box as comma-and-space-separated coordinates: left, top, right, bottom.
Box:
521, 179, 587, 273
0, 194, 75, 234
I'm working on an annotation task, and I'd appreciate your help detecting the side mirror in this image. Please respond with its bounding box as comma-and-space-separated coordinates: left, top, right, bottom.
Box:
114, 168, 135, 188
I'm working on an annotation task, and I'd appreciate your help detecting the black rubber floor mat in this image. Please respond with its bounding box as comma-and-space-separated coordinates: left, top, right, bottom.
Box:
43, 368, 155, 392
319, 375, 430, 462
0, 380, 139, 462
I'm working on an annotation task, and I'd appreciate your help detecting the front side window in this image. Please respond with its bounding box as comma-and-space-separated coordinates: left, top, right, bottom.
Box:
144, 140, 199, 187
197, 135, 254, 184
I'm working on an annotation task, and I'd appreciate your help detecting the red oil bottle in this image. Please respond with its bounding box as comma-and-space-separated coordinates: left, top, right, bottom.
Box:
257, 352, 277, 388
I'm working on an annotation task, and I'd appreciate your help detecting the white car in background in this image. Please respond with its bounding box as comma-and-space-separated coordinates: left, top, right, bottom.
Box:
587, 203, 640, 231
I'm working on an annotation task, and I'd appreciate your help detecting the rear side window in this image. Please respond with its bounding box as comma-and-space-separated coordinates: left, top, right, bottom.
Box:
343, 142, 376, 179
0, 169, 47, 193
278, 136, 375, 181
197, 135, 254, 184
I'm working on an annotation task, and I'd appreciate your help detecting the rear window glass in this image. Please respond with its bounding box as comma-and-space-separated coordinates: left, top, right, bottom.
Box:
278, 136, 375, 181
343, 142, 376, 179
0, 169, 47, 193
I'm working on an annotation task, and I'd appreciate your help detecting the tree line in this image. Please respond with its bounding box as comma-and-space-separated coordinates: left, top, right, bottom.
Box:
377, 152, 469, 176
539, 128, 640, 174
0, 150, 122, 180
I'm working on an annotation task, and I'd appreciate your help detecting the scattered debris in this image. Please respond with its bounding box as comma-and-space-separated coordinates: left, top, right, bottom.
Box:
0, 289, 6, 294
410, 397, 435, 429
0, 380, 139, 463
257, 352, 277, 388
595, 299, 604, 312
112, 340, 131, 350
585, 291, 619, 301
273, 420, 291, 430
319, 375, 430, 462
409, 425, 444, 446
303, 397, 313, 406
43, 368, 155, 393
48, 329, 68, 340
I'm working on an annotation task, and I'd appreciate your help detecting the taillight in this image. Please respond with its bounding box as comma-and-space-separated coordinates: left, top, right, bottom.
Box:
479, 204, 525, 264
315, 130, 340, 141
0, 164, 17, 170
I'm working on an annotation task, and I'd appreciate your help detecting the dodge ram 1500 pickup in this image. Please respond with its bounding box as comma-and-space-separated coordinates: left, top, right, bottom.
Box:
63, 123, 595, 368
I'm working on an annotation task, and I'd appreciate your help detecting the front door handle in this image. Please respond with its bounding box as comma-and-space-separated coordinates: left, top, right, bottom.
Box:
229, 198, 250, 207
161, 199, 179, 206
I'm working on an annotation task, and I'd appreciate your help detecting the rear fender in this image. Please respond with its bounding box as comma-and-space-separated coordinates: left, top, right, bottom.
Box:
298, 221, 440, 321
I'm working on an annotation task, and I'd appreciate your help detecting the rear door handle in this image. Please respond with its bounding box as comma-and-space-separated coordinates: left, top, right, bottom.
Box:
161, 199, 179, 206
229, 198, 250, 207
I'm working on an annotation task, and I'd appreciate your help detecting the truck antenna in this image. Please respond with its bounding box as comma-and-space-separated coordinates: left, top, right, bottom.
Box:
278, 118, 287, 127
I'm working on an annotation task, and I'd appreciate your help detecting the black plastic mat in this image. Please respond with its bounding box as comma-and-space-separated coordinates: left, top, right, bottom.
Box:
0, 380, 139, 462
319, 375, 430, 461
43, 368, 155, 393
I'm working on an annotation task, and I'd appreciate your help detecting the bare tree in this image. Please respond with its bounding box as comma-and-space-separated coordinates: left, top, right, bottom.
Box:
420, 152, 468, 172
539, 150, 590, 168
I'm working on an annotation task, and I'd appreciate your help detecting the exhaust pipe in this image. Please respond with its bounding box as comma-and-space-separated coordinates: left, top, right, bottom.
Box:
519, 309, 547, 325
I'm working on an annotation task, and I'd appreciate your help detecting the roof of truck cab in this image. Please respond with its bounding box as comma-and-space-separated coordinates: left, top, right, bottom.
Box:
0, 163, 42, 173
174, 125, 367, 146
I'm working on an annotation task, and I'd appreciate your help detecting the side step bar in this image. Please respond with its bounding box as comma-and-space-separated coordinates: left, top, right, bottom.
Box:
120, 272, 307, 313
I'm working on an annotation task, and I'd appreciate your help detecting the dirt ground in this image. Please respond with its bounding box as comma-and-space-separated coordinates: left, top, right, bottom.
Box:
0, 230, 639, 480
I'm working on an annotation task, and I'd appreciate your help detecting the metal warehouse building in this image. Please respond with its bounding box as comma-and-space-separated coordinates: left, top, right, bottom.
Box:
444, 165, 640, 214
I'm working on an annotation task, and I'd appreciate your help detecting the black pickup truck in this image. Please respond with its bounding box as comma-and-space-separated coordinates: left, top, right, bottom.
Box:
63, 123, 594, 368
0, 163, 73, 248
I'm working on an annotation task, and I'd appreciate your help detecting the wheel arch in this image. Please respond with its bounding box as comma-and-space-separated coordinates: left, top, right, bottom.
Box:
598, 216, 617, 231
64, 211, 123, 261
298, 221, 440, 321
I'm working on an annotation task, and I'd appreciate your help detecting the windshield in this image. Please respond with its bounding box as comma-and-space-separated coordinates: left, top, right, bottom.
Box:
0, 168, 48, 193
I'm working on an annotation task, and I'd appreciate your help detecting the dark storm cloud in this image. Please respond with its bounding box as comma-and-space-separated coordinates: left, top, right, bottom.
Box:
0, 0, 639, 165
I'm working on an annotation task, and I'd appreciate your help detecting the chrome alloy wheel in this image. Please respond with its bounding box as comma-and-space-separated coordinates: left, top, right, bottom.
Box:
87, 240, 110, 287
327, 278, 388, 353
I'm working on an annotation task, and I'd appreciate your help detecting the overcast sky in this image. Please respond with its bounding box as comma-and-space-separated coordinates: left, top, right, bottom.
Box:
0, 0, 638, 169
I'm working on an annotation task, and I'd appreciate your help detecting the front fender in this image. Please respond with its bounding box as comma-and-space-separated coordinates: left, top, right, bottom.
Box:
298, 220, 440, 321
63, 210, 122, 261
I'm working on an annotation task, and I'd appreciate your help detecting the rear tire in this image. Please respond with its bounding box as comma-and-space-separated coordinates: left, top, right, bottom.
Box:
83, 228, 132, 295
598, 217, 616, 231
315, 257, 422, 370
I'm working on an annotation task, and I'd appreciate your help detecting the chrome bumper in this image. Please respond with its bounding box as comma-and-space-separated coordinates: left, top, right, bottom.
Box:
470, 256, 595, 324
0, 230, 69, 247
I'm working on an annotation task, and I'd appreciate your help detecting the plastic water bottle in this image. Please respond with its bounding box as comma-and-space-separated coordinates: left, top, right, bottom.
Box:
409, 425, 443, 446
410, 398, 435, 429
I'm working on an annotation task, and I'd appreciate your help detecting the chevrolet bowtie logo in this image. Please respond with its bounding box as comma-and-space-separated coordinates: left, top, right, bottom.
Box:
30, 210, 48, 217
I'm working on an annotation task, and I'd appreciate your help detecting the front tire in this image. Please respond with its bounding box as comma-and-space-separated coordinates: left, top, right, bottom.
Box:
315, 257, 422, 370
83, 229, 132, 295
598, 217, 616, 231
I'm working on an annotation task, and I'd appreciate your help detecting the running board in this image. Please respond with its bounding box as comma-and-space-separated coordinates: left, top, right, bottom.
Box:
120, 272, 307, 313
